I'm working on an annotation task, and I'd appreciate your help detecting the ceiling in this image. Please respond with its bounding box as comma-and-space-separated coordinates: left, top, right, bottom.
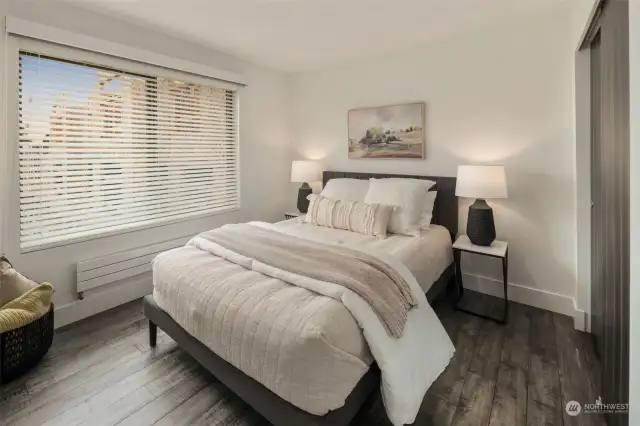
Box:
57, 0, 574, 72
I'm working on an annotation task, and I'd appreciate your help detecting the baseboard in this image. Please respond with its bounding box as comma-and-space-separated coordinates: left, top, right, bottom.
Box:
54, 277, 152, 329
461, 272, 582, 329
573, 305, 587, 332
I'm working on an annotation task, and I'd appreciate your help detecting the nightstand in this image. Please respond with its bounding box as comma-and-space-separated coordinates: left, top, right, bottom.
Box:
453, 235, 509, 323
284, 212, 304, 220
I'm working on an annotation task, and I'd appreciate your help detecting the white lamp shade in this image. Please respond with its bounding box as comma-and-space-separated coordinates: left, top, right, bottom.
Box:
455, 165, 508, 199
291, 160, 321, 183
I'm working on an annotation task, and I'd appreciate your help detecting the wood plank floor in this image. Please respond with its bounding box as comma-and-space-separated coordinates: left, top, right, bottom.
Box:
0, 292, 605, 426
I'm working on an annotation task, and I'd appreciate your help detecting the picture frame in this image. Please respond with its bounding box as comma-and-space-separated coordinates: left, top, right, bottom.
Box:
348, 102, 425, 159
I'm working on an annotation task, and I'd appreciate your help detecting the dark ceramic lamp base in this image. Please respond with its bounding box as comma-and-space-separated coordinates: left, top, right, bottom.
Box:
297, 182, 312, 213
466, 199, 496, 246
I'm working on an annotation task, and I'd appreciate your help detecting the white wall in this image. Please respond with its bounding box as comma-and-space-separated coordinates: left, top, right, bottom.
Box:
291, 8, 578, 316
0, 1, 292, 327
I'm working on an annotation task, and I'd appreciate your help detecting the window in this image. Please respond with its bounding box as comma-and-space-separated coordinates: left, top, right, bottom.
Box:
18, 51, 239, 250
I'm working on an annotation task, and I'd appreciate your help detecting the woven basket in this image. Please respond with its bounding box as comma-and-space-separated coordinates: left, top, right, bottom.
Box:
0, 304, 54, 384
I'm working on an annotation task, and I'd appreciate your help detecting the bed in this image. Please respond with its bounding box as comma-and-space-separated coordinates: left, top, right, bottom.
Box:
143, 171, 458, 426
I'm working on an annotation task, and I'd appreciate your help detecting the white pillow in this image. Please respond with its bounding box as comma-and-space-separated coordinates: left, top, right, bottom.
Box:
419, 191, 438, 230
377, 178, 437, 230
406, 178, 436, 192
305, 195, 394, 237
364, 178, 431, 236
320, 178, 370, 202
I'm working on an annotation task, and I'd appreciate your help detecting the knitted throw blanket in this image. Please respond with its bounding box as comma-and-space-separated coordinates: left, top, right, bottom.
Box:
197, 223, 417, 338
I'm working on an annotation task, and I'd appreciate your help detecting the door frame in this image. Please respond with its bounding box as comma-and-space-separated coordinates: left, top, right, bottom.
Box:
574, 0, 605, 332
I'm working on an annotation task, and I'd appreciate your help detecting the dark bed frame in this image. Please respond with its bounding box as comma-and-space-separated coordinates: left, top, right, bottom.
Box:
144, 171, 458, 426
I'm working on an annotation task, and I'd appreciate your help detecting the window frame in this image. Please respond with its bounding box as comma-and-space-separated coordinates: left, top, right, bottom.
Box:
7, 36, 241, 253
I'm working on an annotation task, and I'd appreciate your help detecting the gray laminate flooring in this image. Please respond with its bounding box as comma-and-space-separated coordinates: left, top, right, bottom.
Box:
0, 291, 605, 426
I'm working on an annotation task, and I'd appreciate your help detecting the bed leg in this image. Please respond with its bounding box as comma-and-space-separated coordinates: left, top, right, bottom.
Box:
149, 321, 157, 347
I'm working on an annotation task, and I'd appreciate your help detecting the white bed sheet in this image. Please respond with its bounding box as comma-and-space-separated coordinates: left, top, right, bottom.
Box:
273, 218, 454, 292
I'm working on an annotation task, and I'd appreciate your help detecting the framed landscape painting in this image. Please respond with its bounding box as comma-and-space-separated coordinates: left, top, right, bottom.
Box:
348, 102, 425, 159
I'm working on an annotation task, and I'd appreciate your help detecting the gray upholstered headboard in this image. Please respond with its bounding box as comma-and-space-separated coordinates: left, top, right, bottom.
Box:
322, 171, 458, 239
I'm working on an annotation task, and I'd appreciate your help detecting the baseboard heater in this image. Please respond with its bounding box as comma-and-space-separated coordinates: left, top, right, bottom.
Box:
76, 237, 187, 299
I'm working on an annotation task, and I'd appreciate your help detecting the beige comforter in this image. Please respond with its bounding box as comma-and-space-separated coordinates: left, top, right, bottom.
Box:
152, 240, 373, 415
197, 223, 417, 337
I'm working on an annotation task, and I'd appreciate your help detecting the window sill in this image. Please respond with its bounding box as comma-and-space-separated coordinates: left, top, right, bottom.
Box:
20, 206, 241, 254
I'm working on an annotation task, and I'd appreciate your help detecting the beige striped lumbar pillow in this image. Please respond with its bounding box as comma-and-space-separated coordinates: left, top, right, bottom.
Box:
305, 194, 394, 237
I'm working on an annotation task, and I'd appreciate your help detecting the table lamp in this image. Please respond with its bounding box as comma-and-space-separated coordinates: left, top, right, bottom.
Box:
291, 160, 321, 213
455, 165, 508, 246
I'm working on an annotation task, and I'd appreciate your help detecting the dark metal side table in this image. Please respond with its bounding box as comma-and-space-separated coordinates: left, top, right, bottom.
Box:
453, 235, 509, 324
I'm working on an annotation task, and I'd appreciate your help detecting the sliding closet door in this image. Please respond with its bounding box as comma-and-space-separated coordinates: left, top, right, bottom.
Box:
590, 30, 603, 361
590, 1, 629, 425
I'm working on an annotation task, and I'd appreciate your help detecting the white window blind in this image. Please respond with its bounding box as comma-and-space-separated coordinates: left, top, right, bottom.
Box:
18, 51, 239, 250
